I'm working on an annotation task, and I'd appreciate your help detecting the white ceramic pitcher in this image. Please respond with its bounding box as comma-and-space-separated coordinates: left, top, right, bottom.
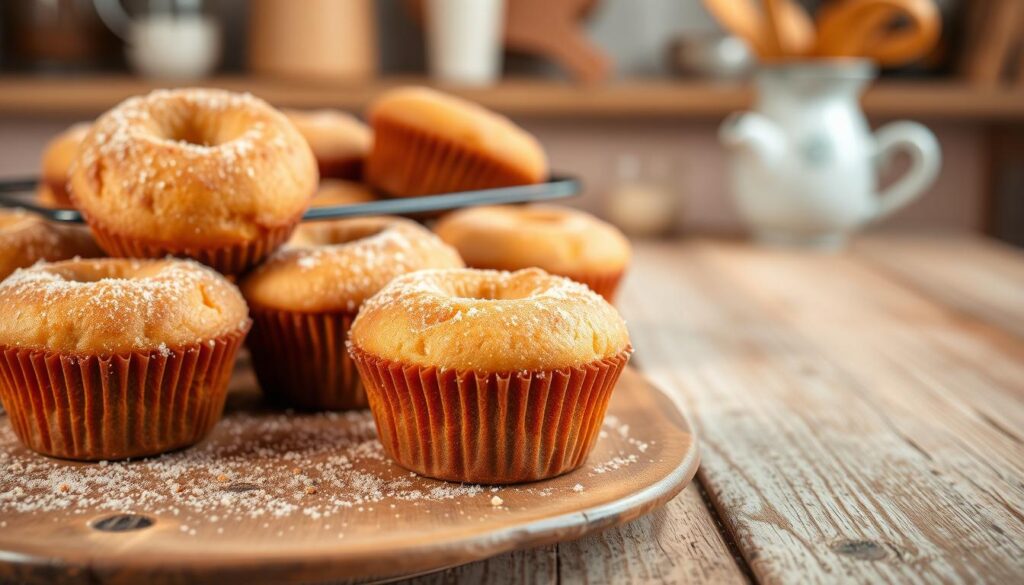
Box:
720, 60, 941, 249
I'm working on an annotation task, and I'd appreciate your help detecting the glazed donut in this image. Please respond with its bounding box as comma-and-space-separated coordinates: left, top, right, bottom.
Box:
40, 122, 90, 208
240, 216, 463, 410
0, 209, 102, 280
69, 88, 318, 274
0, 257, 249, 460
350, 267, 629, 372
285, 109, 371, 180
433, 205, 630, 301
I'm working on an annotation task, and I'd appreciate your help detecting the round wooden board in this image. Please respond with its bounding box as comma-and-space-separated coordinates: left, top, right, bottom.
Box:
0, 365, 698, 585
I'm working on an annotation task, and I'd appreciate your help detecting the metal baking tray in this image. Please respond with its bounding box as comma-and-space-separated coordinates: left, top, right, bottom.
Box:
0, 175, 580, 224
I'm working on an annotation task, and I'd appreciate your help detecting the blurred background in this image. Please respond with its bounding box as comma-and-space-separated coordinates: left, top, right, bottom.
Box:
0, 0, 1021, 246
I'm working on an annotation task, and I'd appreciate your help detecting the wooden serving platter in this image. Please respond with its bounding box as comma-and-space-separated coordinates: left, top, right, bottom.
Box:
0, 363, 698, 585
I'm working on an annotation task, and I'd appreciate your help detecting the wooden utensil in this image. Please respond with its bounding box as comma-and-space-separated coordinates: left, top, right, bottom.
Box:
814, 0, 941, 67
502, 0, 612, 84
702, 0, 815, 59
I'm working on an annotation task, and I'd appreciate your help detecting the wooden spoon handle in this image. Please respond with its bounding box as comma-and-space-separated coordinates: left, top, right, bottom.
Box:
815, 0, 941, 66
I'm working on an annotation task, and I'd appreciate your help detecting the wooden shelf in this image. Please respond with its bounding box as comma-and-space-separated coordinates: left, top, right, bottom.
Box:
0, 75, 1023, 120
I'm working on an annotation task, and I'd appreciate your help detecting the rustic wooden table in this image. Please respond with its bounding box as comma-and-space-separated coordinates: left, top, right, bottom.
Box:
405, 234, 1024, 584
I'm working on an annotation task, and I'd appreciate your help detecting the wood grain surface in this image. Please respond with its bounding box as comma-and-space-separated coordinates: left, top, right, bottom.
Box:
406, 234, 1024, 584
2, 234, 1021, 585
853, 234, 1024, 338
0, 368, 698, 585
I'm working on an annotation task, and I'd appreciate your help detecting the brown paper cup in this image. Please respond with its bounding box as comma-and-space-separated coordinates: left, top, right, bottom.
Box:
350, 347, 631, 484
247, 309, 364, 410
83, 216, 300, 276
0, 326, 248, 461
318, 157, 364, 181
367, 118, 538, 198
561, 269, 625, 303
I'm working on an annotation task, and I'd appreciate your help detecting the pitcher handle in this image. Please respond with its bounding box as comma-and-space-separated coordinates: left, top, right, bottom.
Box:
872, 121, 941, 221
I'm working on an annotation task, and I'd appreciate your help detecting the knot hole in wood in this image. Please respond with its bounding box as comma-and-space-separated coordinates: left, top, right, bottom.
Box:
90, 513, 155, 532
830, 539, 903, 562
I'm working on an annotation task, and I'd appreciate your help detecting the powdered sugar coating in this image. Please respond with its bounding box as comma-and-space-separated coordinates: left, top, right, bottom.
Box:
0, 209, 102, 280
241, 217, 463, 313
69, 88, 317, 246
0, 257, 249, 354
0, 404, 647, 525
350, 268, 631, 371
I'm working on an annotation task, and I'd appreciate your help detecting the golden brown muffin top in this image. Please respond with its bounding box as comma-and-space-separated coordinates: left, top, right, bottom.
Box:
368, 87, 548, 183
41, 122, 90, 184
434, 204, 631, 274
69, 88, 317, 246
349, 268, 631, 372
0, 258, 249, 355
241, 217, 463, 313
309, 179, 377, 208
284, 109, 372, 163
0, 209, 102, 281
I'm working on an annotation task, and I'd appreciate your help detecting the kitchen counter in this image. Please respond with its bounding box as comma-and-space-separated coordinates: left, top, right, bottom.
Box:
405, 234, 1024, 584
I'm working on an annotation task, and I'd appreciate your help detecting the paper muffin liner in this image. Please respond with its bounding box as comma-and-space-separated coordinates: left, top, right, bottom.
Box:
247, 308, 365, 410
0, 327, 248, 461
318, 157, 364, 181
560, 269, 625, 303
350, 347, 631, 484
83, 216, 300, 276
367, 118, 539, 198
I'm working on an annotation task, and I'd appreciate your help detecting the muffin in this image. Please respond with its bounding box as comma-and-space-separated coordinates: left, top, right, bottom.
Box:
434, 205, 630, 301
285, 109, 372, 180
349, 268, 632, 483
240, 217, 463, 410
69, 88, 318, 275
0, 258, 250, 460
39, 122, 90, 208
0, 209, 103, 280
310, 179, 377, 208
365, 87, 547, 197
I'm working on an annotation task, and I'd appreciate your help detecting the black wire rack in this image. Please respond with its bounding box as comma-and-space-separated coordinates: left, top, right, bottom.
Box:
0, 175, 581, 224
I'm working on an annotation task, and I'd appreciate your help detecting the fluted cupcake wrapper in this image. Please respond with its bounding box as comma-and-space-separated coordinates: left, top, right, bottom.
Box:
350, 347, 631, 484
318, 157, 364, 181
560, 269, 626, 304
367, 118, 538, 198
83, 216, 300, 276
0, 326, 248, 461
248, 309, 365, 410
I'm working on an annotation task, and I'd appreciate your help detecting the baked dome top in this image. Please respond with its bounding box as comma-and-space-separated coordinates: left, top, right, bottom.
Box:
241, 217, 464, 313
368, 87, 547, 183
349, 268, 631, 372
69, 88, 317, 245
0, 209, 102, 280
0, 258, 249, 354
434, 204, 631, 274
